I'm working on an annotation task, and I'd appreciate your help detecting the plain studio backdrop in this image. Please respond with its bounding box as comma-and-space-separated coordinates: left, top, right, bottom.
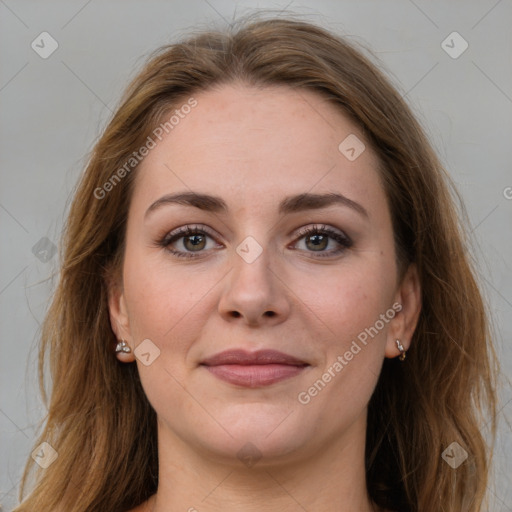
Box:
0, 1, 511, 510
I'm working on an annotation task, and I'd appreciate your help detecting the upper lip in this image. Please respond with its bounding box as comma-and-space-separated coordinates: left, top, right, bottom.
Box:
200, 349, 308, 366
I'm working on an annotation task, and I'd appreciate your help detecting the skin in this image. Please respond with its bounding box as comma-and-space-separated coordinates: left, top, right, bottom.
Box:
108, 83, 421, 512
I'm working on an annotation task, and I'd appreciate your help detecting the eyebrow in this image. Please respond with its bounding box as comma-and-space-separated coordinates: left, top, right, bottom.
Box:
144, 191, 368, 219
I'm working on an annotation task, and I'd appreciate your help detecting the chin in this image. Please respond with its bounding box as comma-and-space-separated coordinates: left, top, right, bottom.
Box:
190, 413, 313, 466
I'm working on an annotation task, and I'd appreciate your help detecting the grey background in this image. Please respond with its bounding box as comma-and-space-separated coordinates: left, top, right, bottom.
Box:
1, 1, 511, 510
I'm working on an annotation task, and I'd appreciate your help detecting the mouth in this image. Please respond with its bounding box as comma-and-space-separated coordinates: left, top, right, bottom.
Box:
200, 349, 310, 388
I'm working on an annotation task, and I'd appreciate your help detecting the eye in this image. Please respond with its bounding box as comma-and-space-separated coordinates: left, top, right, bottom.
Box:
292, 224, 352, 257
158, 225, 221, 259
157, 223, 352, 260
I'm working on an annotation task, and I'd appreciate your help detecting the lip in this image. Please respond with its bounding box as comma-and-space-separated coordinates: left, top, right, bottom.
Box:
201, 349, 308, 366
200, 349, 309, 388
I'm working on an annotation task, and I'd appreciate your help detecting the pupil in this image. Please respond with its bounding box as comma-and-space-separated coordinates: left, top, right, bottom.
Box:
186, 234, 205, 250
307, 234, 327, 250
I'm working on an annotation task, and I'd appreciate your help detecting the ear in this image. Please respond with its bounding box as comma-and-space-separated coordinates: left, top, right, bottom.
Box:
106, 268, 135, 363
384, 263, 422, 359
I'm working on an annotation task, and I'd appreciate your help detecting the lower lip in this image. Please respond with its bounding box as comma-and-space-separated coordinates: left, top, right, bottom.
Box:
202, 364, 307, 387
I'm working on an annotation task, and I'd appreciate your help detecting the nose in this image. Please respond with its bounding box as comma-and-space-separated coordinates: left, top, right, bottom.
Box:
217, 244, 291, 327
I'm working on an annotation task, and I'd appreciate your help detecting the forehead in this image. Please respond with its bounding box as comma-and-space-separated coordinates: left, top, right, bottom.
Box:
131, 83, 386, 217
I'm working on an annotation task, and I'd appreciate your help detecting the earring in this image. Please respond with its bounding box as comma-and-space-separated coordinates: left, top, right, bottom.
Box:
115, 340, 132, 354
395, 339, 406, 361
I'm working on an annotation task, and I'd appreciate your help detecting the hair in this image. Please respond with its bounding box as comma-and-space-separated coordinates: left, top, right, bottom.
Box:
15, 14, 498, 512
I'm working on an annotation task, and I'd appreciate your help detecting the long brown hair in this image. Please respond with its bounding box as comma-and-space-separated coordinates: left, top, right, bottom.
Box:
15, 14, 498, 512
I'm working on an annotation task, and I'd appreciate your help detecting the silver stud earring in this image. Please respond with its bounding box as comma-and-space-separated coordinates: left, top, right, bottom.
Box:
395, 339, 406, 361
115, 340, 132, 354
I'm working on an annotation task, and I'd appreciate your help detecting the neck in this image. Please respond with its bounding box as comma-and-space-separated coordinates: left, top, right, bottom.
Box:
150, 414, 376, 512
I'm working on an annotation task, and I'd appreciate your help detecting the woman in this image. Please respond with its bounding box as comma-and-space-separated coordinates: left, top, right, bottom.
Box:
15, 16, 498, 512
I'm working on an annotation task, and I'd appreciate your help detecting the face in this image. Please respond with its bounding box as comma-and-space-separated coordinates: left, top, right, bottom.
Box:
109, 83, 420, 465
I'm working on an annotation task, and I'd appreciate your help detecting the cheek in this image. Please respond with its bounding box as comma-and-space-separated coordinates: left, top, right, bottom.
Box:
300, 253, 395, 400
122, 249, 226, 353
122, 252, 212, 409
298, 271, 392, 424
122, 251, 188, 338
297, 257, 395, 344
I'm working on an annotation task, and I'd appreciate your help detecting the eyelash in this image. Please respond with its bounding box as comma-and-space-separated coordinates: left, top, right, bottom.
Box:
157, 224, 353, 259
